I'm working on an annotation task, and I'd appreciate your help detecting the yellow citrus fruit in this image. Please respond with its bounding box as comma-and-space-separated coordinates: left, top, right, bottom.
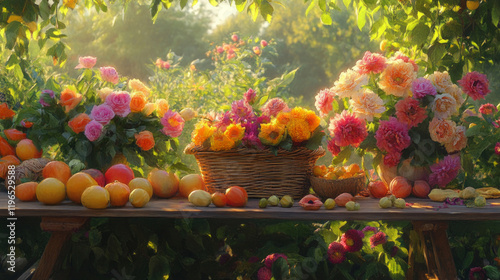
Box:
66, 172, 98, 204
467, 0, 480, 10
81, 186, 110, 209
36, 178, 66, 205
129, 188, 150, 208
128, 178, 153, 198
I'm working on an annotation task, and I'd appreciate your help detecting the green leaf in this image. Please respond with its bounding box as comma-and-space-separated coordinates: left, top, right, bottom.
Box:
357, 6, 366, 30
343, 0, 352, 8
483, 265, 500, 280
123, 148, 142, 166
332, 147, 351, 165
428, 43, 446, 66
260, 0, 273, 22
39, 0, 51, 20
89, 229, 102, 247
248, 1, 259, 22
461, 251, 474, 270
235, 0, 246, 12
278, 136, 293, 151
441, 21, 462, 40
272, 257, 289, 279
465, 124, 482, 137
150, 0, 162, 22
305, 0, 316, 16
5, 21, 22, 50
76, 141, 92, 157
318, 0, 327, 11
306, 129, 325, 150
410, 22, 430, 46
492, 0, 500, 27
148, 255, 170, 280
321, 12, 332, 25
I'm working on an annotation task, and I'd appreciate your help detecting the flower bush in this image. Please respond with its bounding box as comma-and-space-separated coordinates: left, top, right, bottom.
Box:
315, 51, 491, 188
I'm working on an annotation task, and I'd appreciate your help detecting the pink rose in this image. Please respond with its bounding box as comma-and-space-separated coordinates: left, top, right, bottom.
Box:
99, 66, 119, 84
90, 104, 115, 125
105, 91, 131, 117
261, 40, 268, 47
160, 110, 185, 138
84, 120, 103, 142
231, 34, 239, 42
216, 46, 224, 54
75, 56, 97, 69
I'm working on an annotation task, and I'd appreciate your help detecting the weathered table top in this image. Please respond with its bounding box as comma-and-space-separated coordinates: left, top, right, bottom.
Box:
2, 192, 500, 220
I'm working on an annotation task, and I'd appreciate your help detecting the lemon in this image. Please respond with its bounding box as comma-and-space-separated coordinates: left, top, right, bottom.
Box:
36, 178, 66, 205
81, 186, 110, 209
129, 188, 150, 208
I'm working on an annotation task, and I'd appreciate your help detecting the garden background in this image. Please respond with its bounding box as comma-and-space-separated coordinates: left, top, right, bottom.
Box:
1, 0, 500, 279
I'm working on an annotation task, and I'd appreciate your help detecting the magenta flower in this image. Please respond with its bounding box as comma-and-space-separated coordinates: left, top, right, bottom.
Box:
458, 71, 490, 101
495, 143, 500, 155
327, 139, 341, 156
75, 56, 97, 69
163, 61, 170, 69
383, 152, 402, 167
375, 117, 411, 154
261, 98, 290, 117
215, 112, 233, 131
479, 103, 497, 115
370, 231, 387, 248
84, 120, 103, 142
264, 253, 288, 268
160, 110, 185, 138
411, 78, 437, 99
328, 111, 368, 148
362, 226, 378, 234
99, 66, 119, 84
261, 40, 268, 47
216, 46, 224, 54
244, 88, 256, 104
105, 91, 131, 117
39, 90, 55, 107
341, 229, 364, 252
257, 267, 272, 280
469, 267, 487, 280
90, 104, 115, 125
429, 155, 461, 188
315, 88, 335, 117
231, 99, 255, 122
327, 242, 346, 264
355, 51, 387, 75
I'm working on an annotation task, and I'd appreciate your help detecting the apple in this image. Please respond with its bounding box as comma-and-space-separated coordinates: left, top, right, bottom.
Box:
82, 169, 106, 187
179, 174, 205, 197
148, 169, 179, 198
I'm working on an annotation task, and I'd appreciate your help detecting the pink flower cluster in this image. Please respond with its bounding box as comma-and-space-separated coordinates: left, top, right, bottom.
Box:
375, 118, 411, 166
328, 111, 368, 148
458, 71, 490, 101
39, 90, 55, 107
257, 253, 288, 280
429, 155, 461, 188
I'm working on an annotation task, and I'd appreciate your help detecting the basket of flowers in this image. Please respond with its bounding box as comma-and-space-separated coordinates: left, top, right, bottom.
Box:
185, 93, 325, 198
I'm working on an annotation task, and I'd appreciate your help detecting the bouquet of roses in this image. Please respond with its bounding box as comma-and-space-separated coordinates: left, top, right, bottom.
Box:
315, 50, 491, 188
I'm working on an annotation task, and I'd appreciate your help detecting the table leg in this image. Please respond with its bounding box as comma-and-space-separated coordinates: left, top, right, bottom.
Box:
31, 217, 88, 280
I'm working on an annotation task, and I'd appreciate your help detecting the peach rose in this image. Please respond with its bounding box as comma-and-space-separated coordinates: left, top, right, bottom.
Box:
349, 89, 385, 121
128, 79, 150, 96
68, 113, 91, 134
378, 59, 417, 97
60, 89, 83, 113
429, 118, 456, 144
130, 92, 148, 113
332, 69, 368, 99
445, 84, 465, 106
142, 103, 156, 116
135, 131, 155, 151
97, 87, 113, 101
445, 126, 467, 153
156, 99, 169, 118
431, 94, 458, 119
427, 71, 453, 93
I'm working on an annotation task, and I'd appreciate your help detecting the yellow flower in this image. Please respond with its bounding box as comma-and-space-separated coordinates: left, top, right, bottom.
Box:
349, 89, 386, 121
224, 123, 245, 142
259, 121, 286, 146
287, 119, 311, 143
63, 0, 78, 9
378, 59, 416, 97
97, 87, 113, 101
276, 112, 291, 126
210, 130, 235, 151
304, 109, 321, 132
128, 79, 150, 96
192, 121, 216, 146
142, 103, 156, 116
156, 99, 169, 118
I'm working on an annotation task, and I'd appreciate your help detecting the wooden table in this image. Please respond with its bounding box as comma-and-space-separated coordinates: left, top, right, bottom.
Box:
2, 193, 500, 280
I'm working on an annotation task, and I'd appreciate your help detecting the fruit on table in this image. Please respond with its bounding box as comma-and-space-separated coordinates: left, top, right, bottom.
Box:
148, 168, 179, 198
459, 187, 477, 199
314, 163, 364, 180
211, 192, 227, 207
0, 155, 20, 179
105, 181, 131, 207
82, 169, 106, 188
280, 195, 294, 208
15, 139, 42, 161
225, 186, 248, 207
334, 193, 354, 207
36, 178, 66, 205
128, 178, 153, 198
474, 196, 486, 207
66, 172, 98, 204
324, 198, 336, 209
42, 161, 71, 185
394, 198, 406, 209
368, 181, 388, 198
313, 165, 327, 177
389, 176, 412, 198
179, 174, 205, 198
412, 180, 431, 198
298, 194, 323, 210
105, 164, 135, 185
379, 197, 392, 209
428, 189, 459, 202
188, 190, 212, 207
259, 198, 268, 208
129, 188, 150, 208
15, 182, 38, 202
268, 195, 279, 206
81, 185, 110, 209
345, 201, 360, 211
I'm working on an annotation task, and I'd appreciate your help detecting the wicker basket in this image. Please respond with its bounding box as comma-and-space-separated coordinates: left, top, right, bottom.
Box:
310, 174, 366, 199
185, 144, 325, 199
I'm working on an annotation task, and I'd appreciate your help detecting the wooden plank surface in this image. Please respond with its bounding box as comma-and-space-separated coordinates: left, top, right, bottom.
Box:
1, 192, 500, 220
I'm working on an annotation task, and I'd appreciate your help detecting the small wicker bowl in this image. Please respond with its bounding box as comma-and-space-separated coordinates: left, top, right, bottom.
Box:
310, 175, 367, 199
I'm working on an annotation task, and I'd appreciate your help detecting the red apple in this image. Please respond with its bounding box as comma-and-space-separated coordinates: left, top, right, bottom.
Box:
82, 169, 106, 187
105, 164, 135, 185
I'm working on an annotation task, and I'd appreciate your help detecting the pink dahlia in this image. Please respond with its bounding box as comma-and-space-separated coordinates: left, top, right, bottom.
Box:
327, 242, 346, 264
231, 99, 254, 122
375, 117, 411, 154
99, 66, 119, 84
328, 111, 368, 148
479, 103, 497, 115
458, 71, 490, 101
395, 97, 427, 128
411, 78, 437, 99
244, 88, 256, 104
383, 152, 402, 167
370, 231, 387, 248
160, 110, 185, 138
315, 88, 335, 117
90, 104, 115, 125
84, 120, 103, 142
355, 51, 387, 75
495, 143, 500, 155
75, 56, 97, 69
429, 155, 461, 188
257, 267, 272, 280
105, 91, 131, 117
264, 253, 287, 268
261, 98, 290, 117
341, 229, 364, 252
39, 89, 55, 107
215, 112, 233, 131
327, 139, 341, 156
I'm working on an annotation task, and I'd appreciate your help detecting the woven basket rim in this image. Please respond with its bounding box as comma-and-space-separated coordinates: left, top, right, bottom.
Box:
310, 174, 366, 183
184, 143, 325, 156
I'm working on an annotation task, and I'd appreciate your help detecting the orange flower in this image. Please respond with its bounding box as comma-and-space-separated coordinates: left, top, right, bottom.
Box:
142, 103, 156, 116
192, 121, 216, 146
287, 119, 311, 143
63, 0, 77, 9
428, 71, 453, 93
60, 89, 82, 113
304, 109, 321, 132
135, 131, 155, 151
259, 121, 286, 146
349, 89, 386, 121
332, 69, 368, 99
210, 130, 235, 151
378, 60, 417, 97
128, 79, 150, 96
445, 126, 467, 153
21, 120, 33, 128
276, 112, 291, 126
68, 113, 91, 134
130, 92, 148, 113
0, 103, 15, 120
429, 118, 456, 144
156, 99, 169, 118
224, 123, 245, 142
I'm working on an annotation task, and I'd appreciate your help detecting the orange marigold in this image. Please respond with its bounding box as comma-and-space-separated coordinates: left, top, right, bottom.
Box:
210, 130, 235, 151
60, 89, 83, 113
304, 110, 321, 132
259, 121, 286, 146
224, 123, 245, 142
192, 121, 216, 146
135, 131, 155, 151
68, 113, 91, 134
130, 92, 148, 113
287, 119, 311, 143
0, 103, 15, 120
276, 112, 291, 126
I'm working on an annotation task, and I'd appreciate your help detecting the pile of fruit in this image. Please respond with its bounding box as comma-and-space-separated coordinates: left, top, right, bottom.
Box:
188, 186, 248, 208
313, 163, 364, 180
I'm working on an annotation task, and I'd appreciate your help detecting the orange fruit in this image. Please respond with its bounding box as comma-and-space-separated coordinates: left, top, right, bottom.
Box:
211, 192, 227, 207
129, 188, 150, 208
105, 181, 130, 207
467, 0, 480, 10
179, 174, 205, 198
42, 161, 71, 184
368, 181, 388, 198
346, 164, 360, 174
66, 172, 98, 204
36, 178, 66, 205
16, 139, 42, 161
148, 168, 179, 198
15, 182, 38, 201
81, 186, 110, 209
313, 165, 327, 177
128, 178, 153, 198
